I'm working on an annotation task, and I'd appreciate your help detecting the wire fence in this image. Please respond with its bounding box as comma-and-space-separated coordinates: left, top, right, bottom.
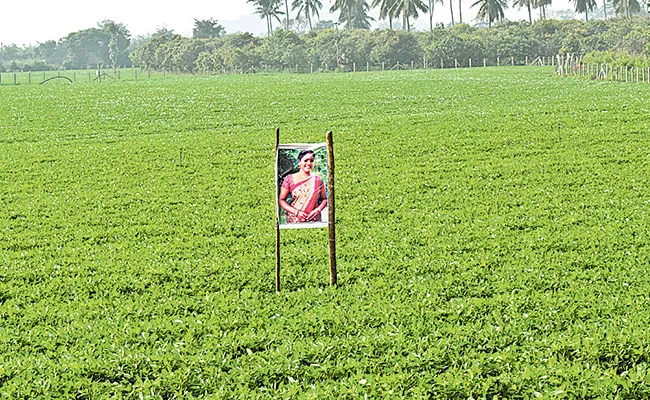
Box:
0, 56, 559, 85
556, 54, 650, 84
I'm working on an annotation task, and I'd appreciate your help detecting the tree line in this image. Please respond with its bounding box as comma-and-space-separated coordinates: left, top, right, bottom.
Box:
0, 17, 648, 73
0, 19, 225, 72
252, 0, 646, 35
129, 18, 650, 73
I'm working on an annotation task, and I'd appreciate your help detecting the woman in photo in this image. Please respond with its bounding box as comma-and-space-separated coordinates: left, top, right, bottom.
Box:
278, 150, 327, 223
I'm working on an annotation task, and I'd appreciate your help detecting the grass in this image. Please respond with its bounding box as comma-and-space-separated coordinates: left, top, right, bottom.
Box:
1, 67, 650, 398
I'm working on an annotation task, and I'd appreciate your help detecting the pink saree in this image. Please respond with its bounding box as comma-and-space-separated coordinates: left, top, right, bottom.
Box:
281, 174, 323, 223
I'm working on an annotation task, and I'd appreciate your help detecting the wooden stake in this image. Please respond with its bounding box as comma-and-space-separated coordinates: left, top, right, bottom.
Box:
326, 130, 337, 287
275, 128, 281, 292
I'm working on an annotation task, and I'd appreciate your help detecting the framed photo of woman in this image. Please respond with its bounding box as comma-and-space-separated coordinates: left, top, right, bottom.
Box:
276, 143, 328, 229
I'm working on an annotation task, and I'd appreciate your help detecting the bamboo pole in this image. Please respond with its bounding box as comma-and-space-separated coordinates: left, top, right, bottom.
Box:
275, 128, 281, 292
326, 130, 337, 287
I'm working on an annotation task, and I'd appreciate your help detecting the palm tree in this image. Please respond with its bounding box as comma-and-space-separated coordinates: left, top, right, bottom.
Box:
428, 0, 444, 30
284, 0, 291, 29
573, 0, 596, 20
372, 0, 397, 29
292, 0, 323, 30
513, 0, 533, 22
450, 0, 456, 25
331, 0, 351, 27
248, 0, 284, 36
534, 0, 551, 18
331, 0, 374, 29
393, 0, 429, 31
613, 0, 640, 17
472, 0, 508, 27
350, 0, 375, 28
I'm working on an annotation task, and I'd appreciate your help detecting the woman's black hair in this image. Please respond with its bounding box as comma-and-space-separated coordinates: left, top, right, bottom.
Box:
297, 150, 315, 162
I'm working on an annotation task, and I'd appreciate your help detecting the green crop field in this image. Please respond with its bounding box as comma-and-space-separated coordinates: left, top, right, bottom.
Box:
1, 67, 649, 398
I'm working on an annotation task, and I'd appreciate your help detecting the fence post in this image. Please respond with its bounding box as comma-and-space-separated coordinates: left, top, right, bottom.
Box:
511, 56, 514, 66
382, 62, 385, 70
497, 57, 500, 67
455, 59, 458, 68
367, 62, 369, 72
469, 58, 472, 68
14, 74, 16, 85
28, 72, 31, 84
441, 58, 443, 69
526, 56, 528, 65
411, 60, 414, 69
484, 58, 486, 67
353, 62, 356, 72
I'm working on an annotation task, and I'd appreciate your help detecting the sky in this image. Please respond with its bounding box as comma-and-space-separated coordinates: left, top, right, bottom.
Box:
0, 0, 579, 46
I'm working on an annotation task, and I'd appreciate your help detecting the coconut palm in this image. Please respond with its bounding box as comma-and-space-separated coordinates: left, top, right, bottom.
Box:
331, 0, 351, 26
472, 0, 508, 27
349, 0, 375, 28
248, 0, 284, 36
392, 0, 429, 31
292, 0, 323, 30
573, 0, 596, 20
331, 0, 374, 29
513, 0, 533, 23
285, 0, 291, 29
372, 0, 398, 29
534, 0, 551, 19
428, 0, 444, 30
613, 0, 640, 17
450, 0, 456, 25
